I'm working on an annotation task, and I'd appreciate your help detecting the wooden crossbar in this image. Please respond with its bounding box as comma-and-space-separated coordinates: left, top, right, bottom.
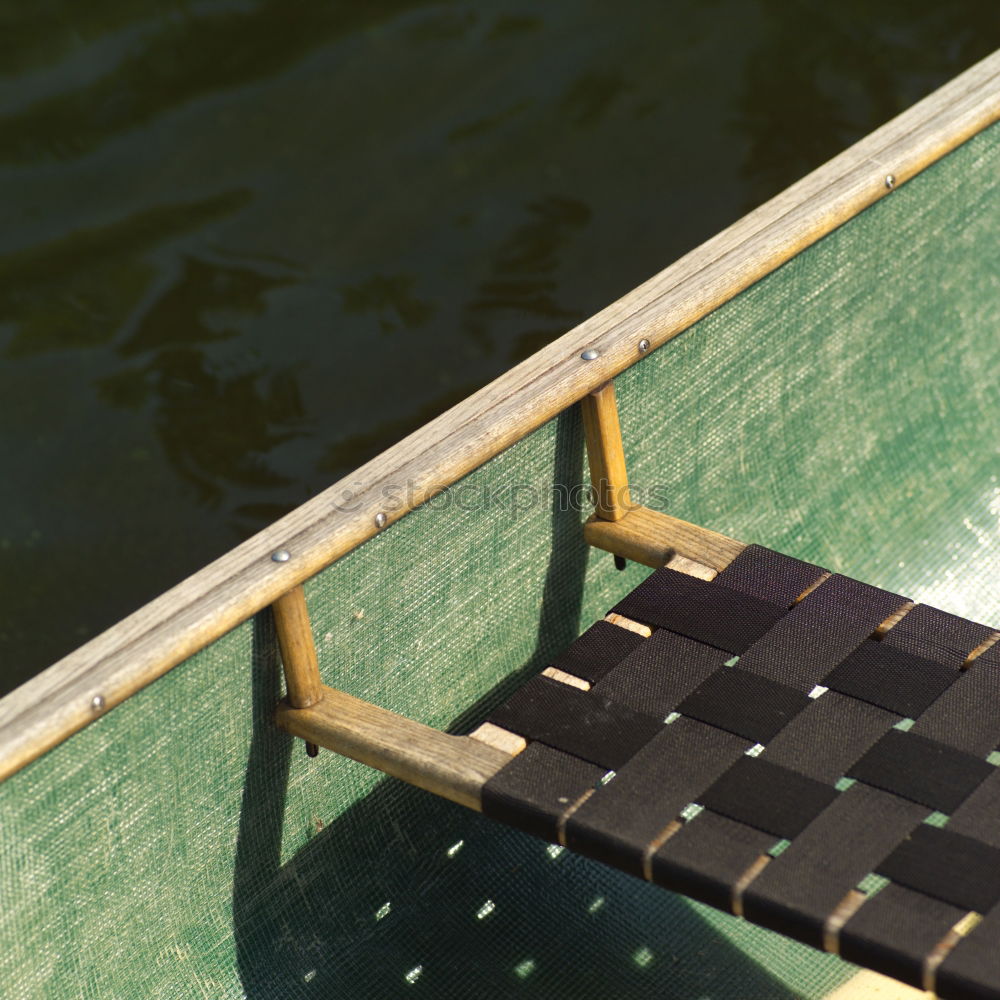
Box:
276, 686, 511, 812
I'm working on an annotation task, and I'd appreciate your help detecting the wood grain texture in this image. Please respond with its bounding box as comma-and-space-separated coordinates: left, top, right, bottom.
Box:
581, 382, 633, 520
275, 686, 512, 812
824, 970, 927, 1000
541, 666, 591, 690
271, 586, 322, 709
665, 553, 719, 581
1, 51, 998, 782
468, 721, 527, 756
585, 506, 747, 571
604, 613, 653, 638
923, 911, 982, 994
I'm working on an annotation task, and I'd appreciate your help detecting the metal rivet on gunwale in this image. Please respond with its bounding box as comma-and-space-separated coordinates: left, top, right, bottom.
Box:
374, 512, 387, 529
271, 549, 291, 563
638, 339, 650, 354
91, 694, 105, 712
884, 174, 896, 190
580, 348, 600, 361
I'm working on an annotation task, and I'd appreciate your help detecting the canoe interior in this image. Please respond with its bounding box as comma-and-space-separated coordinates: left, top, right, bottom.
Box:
0, 121, 997, 999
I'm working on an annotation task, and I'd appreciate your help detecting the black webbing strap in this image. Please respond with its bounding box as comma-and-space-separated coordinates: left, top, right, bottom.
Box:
486, 675, 662, 769
938, 766, 1000, 994
824, 640, 957, 718
831, 664, 1000, 986
610, 567, 786, 653
839, 886, 969, 989
760, 601, 999, 988
675, 667, 811, 743
697, 756, 838, 839
911, 657, 1000, 755
939, 912, 1000, 1000
847, 730, 994, 814
881, 604, 995, 667
713, 543, 826, 606
876, 825, 1000, 913
760, 691, 897, 783
651, 811, 775, 912
477, 542, 1000, 1000
651, 569, 913, 925
481, 742, 605, 842
741, 786, 929, 947
591, 628, 727, 717
549, 619, 646, 685
947, 769, 1000, 846
734, 574, 908, 689
563, 718, 746, 877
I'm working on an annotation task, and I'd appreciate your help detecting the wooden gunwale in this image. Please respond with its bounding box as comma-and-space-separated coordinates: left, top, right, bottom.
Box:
1, 51, 998, 783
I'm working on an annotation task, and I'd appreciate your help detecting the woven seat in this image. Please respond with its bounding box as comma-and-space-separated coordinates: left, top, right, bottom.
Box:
479, 544, 1000, 1000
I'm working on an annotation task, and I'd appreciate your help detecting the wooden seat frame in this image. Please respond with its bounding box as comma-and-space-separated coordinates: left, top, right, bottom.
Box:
273, 382, 754, 810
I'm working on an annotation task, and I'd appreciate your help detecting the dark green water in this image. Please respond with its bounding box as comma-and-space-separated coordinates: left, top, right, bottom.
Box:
0, 1, 995, 693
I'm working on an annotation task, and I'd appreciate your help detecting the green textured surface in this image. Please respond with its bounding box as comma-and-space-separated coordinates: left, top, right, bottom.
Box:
1, 121, 998, 999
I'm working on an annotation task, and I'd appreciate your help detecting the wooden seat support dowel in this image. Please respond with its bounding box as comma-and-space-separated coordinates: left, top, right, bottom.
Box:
271, 585, 323, 708
580, 381, 634, 522
272, 584, 324, 756
275, 687, 512, 811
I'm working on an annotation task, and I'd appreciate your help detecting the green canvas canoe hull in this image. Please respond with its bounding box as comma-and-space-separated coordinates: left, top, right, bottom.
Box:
1, 108, 998, 1000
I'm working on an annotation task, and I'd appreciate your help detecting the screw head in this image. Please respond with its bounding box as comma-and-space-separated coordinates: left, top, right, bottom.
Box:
271, 549, 291, 563
374, 512, 387, 529
580, 348, 600, 361
91, 694, 105, 712
884, 174, 896, 190
638, 338, 650, 354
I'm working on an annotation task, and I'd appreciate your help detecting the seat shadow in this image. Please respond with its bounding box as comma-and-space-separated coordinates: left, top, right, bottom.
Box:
448, 407, 591, 732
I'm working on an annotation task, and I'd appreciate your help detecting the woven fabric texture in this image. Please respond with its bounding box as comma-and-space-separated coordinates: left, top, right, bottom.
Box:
0, 123, 997, 999
483, 543, 1000, 998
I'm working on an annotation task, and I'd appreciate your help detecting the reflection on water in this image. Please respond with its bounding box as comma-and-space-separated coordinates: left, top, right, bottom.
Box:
0, 0, 996, 690
736, 0, 997, 209
0, 1, 426, 163
1, 191, 252, 357
341, 272, 436, 332
101, 243, 307, 506
465, 195, 590, 356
